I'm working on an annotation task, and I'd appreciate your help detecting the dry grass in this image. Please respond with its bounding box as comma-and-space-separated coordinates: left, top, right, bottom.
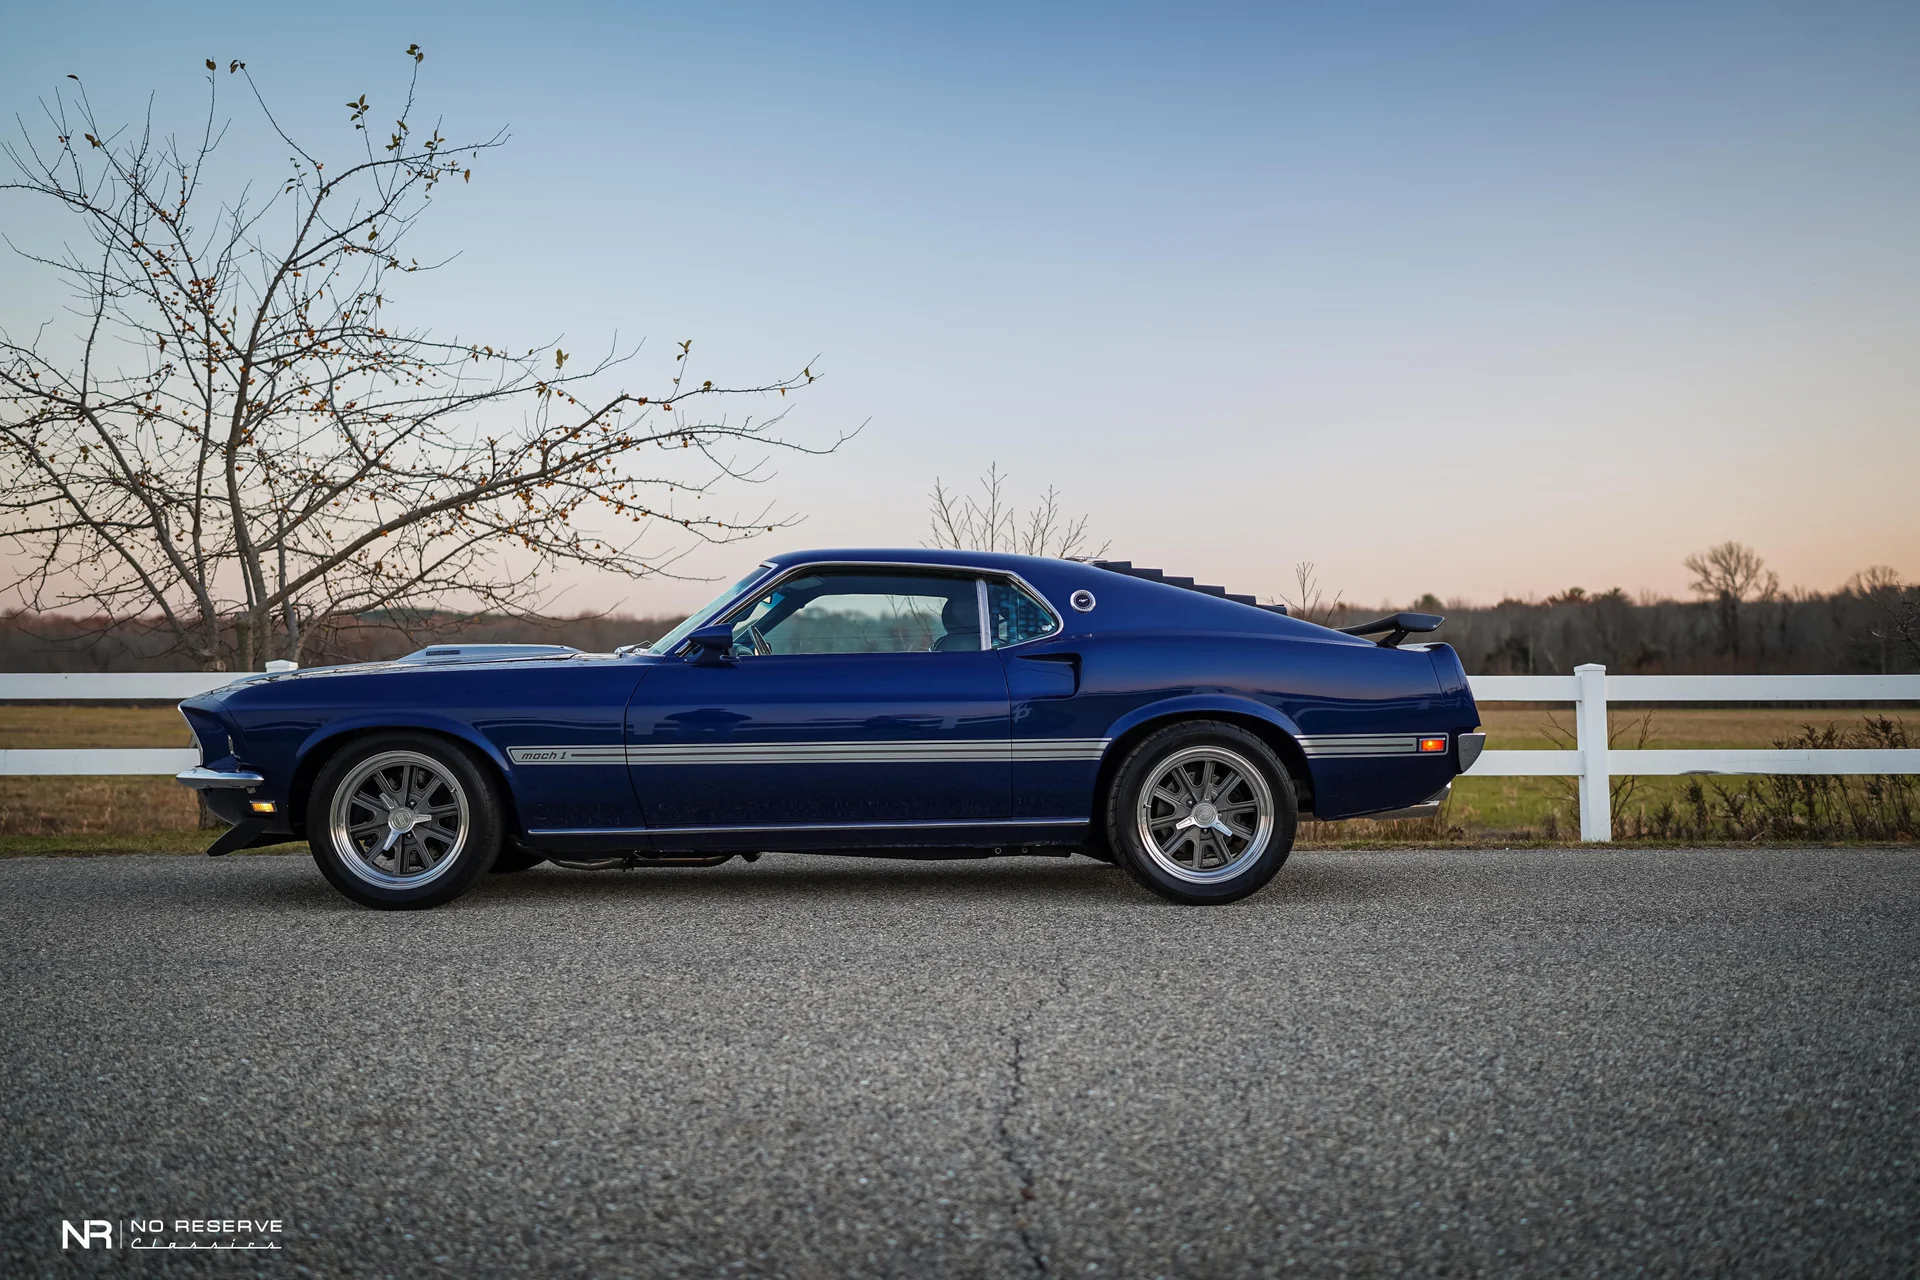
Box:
0, 704, 202, 836
1476, 705, 1910, 750
0, 776, 203, 835
0, 702, 191, 748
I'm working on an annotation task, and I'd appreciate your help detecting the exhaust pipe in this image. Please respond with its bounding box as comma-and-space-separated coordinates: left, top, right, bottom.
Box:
551, 853, 759, 871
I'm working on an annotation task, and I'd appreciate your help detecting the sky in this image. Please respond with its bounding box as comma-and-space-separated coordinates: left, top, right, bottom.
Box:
2, 0, 1916, 615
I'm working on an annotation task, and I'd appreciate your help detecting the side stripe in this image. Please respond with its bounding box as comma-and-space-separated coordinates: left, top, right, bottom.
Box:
507, 739, 1111, 766
527, 817, 1089, 837
1296, 734, 1446, 758
505, 733, 1450, 766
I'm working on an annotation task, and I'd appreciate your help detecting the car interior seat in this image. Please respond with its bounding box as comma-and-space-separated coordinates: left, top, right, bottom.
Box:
931, 592, 982, 651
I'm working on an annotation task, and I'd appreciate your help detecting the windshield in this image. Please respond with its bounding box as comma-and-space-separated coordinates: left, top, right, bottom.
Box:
645, 565, 775, 655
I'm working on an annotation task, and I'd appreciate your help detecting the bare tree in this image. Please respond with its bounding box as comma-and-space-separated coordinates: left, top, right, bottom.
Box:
0, 50, 840, 670
926, 463, 1108, 559
1276, 560, 1343, 625
1849, 566, 1920, 668
1875, 600, 1920, 666
1846, 565, 1903, 597
1683, 540, 1778, 656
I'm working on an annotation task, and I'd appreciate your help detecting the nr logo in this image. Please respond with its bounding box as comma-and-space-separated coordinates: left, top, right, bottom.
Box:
62, 1219, 112, 1248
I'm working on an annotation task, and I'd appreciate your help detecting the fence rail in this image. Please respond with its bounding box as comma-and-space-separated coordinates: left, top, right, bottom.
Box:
1464, 665, 1920, 839
2, 664, 1916, 841
0, 672, 241, 701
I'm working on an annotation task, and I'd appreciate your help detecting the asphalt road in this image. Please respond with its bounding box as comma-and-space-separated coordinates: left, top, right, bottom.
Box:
2, 846, 1916, 1278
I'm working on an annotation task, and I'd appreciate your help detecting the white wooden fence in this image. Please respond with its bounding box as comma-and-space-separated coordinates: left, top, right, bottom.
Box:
0, 664, 294, 782
1, 662, 1916, 841
1469, 666, 1920, 839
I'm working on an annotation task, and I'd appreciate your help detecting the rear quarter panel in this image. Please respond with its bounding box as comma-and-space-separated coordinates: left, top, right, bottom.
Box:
1014, 629, 1475, 822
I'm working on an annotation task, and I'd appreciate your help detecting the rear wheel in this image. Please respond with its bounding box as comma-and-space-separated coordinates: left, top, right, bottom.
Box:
1104, 720, 1296, 904
308, 734, 503, 909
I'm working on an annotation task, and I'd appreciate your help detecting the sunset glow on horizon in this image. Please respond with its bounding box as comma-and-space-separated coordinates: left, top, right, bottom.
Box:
4, 1, 1915, 617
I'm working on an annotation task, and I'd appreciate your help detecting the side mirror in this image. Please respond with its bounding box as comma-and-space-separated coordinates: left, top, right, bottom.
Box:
683, 623, 737, 666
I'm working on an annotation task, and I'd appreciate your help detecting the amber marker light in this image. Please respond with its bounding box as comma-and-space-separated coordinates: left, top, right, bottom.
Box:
250, 800, 277, 814
1419, 738, 1447, 753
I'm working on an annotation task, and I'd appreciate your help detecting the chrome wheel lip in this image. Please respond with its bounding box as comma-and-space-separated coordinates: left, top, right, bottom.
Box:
1135, 744, 1273, 884
329, 750, 470, 889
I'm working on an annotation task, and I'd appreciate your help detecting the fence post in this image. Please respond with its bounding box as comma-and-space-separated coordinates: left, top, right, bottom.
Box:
1574, 662, 1611, 841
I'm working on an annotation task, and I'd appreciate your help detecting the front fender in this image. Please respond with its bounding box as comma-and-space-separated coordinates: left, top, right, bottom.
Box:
289, 713, 516, 824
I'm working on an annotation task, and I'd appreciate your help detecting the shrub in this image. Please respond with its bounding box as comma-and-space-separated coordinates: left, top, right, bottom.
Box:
1617, 718, 1915, 841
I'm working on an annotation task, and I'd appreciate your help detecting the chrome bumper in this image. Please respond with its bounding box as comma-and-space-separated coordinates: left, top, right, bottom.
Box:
1458, 731, 1487, 772
176, 765, 265, 790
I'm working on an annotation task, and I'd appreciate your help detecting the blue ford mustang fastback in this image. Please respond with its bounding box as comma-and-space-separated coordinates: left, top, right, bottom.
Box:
177, 549, 1484, 909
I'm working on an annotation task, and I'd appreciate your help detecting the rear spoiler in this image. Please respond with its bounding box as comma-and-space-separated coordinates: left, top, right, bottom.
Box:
1336, 611, 1443, 648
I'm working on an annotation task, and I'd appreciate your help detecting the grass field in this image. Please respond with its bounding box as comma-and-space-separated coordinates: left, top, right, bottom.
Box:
1, 703, 1911, 849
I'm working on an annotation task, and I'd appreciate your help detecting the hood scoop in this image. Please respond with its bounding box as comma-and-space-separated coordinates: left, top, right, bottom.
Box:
396, 644, 582, 665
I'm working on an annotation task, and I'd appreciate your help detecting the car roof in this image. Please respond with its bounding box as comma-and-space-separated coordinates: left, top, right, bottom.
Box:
760, 548, 1363, 644
763, 547, 1074, 575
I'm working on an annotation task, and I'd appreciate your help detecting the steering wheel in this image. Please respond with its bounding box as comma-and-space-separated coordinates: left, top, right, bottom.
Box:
745, 623, 773, 657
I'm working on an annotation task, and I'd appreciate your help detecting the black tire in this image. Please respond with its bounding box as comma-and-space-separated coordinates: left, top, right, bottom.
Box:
307, 732, 504, 909
1103, 720, 1297, 905
490, 845, 548, 875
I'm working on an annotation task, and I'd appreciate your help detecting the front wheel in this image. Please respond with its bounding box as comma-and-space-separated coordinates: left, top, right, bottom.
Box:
1104, 721, 1297, 905
308, 733, 504, 909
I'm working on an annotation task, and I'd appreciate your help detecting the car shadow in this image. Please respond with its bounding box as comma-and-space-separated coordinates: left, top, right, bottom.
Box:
469, 854, 1138, 907
177, 847, 1398, 913
453, 849, 1397, 911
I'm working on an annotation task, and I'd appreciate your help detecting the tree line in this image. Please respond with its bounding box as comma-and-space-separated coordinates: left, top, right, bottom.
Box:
1306, 544, 1917, 676
5, 549, 1911, 675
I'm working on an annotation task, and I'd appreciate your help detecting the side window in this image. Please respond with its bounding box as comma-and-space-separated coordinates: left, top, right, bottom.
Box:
728, 570, 982, 655
986, 579, 1059, 648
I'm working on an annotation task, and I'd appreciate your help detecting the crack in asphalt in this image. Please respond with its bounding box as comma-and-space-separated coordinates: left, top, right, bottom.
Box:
995, 971, 1071, 1276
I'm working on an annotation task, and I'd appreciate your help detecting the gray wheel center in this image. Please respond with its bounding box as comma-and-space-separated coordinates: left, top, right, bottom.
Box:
1189, 801, 1219, 827
387, 806, 419, 832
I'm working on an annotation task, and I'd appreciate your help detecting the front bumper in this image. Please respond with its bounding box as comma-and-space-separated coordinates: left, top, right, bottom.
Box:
177, 763, 277, 832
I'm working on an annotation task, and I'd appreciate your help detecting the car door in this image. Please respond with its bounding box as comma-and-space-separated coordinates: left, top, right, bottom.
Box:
986, 577, 1109, 820
626, 566, 1011, 834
